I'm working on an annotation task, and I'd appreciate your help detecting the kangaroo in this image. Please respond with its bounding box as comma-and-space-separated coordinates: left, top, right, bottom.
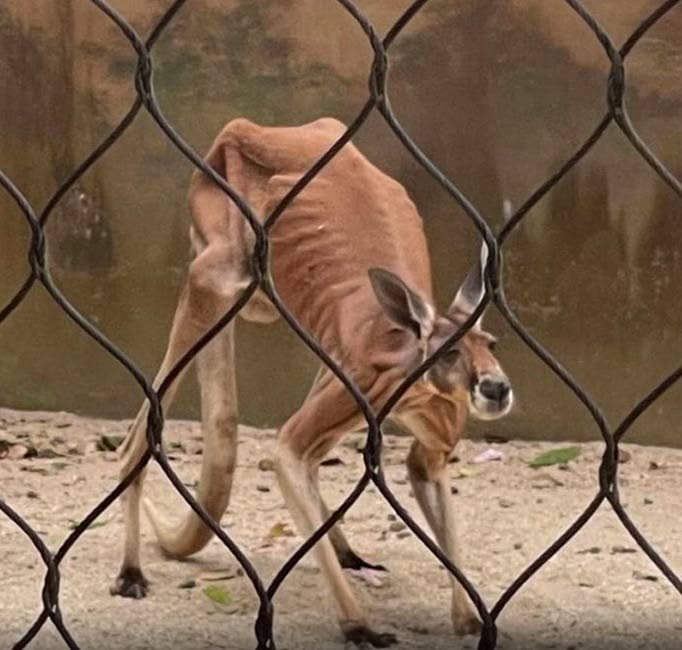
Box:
111, 117, 513, 647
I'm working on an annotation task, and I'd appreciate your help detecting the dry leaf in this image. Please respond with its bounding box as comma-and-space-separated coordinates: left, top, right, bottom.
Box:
268, 522, 295, 538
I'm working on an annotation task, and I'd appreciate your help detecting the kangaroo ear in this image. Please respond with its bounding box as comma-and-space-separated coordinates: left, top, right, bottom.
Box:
368, 268, 434, 340
449, 238, 487, 329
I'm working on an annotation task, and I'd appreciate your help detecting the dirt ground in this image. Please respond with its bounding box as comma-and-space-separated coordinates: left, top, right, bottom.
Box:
0, 408, 680, 650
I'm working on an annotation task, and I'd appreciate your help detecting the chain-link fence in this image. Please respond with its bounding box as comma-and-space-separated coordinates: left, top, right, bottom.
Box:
1, 1, 681, 649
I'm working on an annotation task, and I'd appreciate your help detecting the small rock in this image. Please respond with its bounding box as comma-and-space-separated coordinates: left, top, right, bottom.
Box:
83, 441, 100, 455
450, 485, 459, 495
648, 461, 661, 470
26, 490, 39, 499
256, 484, 270, 493
396, 531, 411, 539
471, 448, 504, 464
98, 435, 125, 452
8, 444, 33, 460
643, 498, 654, 505
618, 449, 632, 464
387, 514, 397, 522
498, 498, 514, 509
389, 521, 406, 533
178, 579, 196, 589
513, 542, 523, 550
258, 458, 275, 472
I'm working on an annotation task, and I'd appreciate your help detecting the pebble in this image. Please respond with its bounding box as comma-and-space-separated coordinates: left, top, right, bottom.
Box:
389, 521, 406, 533
256, 484, 270, 493
258, 458, 275, 472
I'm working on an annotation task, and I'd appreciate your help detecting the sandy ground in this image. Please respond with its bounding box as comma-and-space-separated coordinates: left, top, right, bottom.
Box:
0, 408, 680, 650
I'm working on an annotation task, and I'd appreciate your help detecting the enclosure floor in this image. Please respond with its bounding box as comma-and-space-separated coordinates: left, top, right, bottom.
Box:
0, 408, 680, 650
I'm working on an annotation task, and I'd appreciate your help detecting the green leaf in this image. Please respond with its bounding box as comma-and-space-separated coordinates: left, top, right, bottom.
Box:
268, 522, 295, 538
529, 446, 581, 468
203, 585, 233, 606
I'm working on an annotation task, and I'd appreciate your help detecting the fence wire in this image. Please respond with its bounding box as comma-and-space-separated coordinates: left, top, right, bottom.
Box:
1, 1, 681, 649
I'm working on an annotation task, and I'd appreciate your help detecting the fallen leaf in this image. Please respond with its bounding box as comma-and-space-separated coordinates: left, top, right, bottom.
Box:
529, 446, 581, 468
197, 568, 242, 582
68, 519, 108, 531
577, 546, 601, 555
611, 545, 637, 555
203, 585, 233, 606
21, 466, 48, 475
269, 522, 295, 538
633, 571, 658, 582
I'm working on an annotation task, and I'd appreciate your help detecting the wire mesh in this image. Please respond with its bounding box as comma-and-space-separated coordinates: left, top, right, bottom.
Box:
0, 1, 680, 649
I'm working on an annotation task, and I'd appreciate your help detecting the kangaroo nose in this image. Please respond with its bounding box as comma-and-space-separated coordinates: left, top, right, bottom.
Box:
479, 378, 510, 402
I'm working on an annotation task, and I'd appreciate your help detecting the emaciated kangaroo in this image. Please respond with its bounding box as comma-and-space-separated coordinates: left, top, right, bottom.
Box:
111, 117, 513, 647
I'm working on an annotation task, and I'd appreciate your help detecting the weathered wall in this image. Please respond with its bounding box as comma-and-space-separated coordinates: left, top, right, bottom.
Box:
0, 1, 680, 446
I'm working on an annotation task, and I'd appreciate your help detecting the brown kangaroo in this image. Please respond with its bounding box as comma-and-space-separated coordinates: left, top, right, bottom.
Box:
111, 117, 513, 647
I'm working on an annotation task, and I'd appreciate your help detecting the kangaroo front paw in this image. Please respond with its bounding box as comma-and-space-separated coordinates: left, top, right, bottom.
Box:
110, 566, 149, 599
452, 610, 483, 637
344, 625, 398, 648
